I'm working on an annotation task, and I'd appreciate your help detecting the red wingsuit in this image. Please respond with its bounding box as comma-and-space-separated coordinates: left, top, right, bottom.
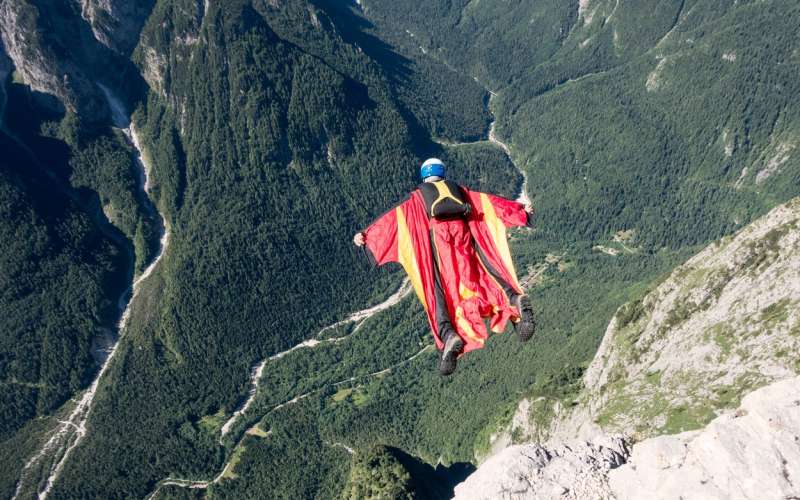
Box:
363, 186, 531, 354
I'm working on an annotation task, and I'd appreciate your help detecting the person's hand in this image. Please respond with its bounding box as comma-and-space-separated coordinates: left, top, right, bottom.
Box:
353, 232, 366, 247
524, 203, 534, 214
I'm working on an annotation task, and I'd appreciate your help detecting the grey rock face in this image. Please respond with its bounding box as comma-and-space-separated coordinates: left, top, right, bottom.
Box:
454, 437, 629, 500
504, 197, 800, 448
77, 0, 155, 54
460, 198, 800, 498
0, 1, 107, 119
571, 197, 800, 441
455, 377, 800, 499
0, 0, 153, 121
610, 376, 800, 499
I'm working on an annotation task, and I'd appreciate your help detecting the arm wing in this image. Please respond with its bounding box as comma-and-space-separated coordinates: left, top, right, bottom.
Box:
363, 206, 400, 267
361, 194, 440, 343
482, 192, 532, 228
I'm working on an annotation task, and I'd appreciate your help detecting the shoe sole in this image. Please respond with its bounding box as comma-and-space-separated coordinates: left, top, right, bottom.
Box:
516, 295, 535, 342
439, 337, 464, 376
517, 321, 535, 342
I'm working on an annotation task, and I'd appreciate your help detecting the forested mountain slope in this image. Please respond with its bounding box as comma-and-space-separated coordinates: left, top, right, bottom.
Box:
0, 92, 128, 446
1, 0, 157, 480
1, 0, 798, 499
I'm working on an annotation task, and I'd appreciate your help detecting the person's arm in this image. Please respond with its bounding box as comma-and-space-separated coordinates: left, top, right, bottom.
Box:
353, 205, 402, 267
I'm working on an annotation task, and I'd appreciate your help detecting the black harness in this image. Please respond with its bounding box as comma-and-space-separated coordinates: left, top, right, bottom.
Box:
418, 180, 472, 220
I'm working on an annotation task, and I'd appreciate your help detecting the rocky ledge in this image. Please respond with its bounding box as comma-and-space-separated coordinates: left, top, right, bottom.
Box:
455, 376, 800, 499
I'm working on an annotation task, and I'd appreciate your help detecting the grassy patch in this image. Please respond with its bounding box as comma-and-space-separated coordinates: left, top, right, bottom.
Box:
789, 321, 800, 338
710, 385, 741, 409
199, 408, 226, 434
760, 298, 793, 328
742, 226, 788, 276
245, 424, 269, 438
683, 266, 712, 290
351, 390, 371, 408
662, 299, 699, 332
616, 298, 646, 330
645, 370, 662, 386
332, 388, 354, 402
705, 267, 733, 303
661, 404, 716, 435
332, 386, 371, 408
707, 322, 735, 357
595, 391, 635, 429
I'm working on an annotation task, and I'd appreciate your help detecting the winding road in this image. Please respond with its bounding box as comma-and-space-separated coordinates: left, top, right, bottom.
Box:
219, 279, 413, 440
13, 85, 171, 500
145, 345, 433, 498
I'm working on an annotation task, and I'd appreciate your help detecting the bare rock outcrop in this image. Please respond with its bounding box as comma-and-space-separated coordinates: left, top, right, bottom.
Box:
0, 1, 107, 119
455, 377, 800, 499
455, 436, 629, 500
570, 198, 800, 442
77, 0, 155, 55
610, 376, 800, 499
0, 0, 153, 121
502, 197, 800, 448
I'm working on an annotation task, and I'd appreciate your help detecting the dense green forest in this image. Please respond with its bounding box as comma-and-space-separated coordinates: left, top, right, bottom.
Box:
0, 132, 126, 439
366, 0, 800, 249
3, 0, 799, 498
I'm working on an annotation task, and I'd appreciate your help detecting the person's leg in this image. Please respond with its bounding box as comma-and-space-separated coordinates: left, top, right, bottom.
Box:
430, 225, 463, 375
434, 269, 463, 375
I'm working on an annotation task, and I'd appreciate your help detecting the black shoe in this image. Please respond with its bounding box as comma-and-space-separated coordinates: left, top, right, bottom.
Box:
513, 295, 535, 342
439, 332, 464, 376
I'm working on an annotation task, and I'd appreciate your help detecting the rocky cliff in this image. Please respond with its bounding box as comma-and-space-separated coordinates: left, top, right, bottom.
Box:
0, 0, 152, 121
457, 197, 800, 498
77, 0, 155, 55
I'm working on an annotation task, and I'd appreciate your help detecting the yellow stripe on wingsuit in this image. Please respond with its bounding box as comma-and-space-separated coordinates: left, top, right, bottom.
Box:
455, 306, 484, 345
396, 207, 428, 311
480, 193, 521, 290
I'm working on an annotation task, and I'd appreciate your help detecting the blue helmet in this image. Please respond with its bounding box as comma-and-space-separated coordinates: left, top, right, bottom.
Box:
420, 158, 445, 180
